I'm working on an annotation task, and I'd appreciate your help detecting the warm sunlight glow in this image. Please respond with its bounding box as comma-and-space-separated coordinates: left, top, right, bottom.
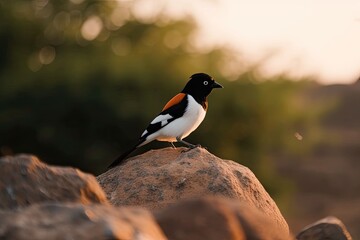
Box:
110, 7, 130, 29
81, 16, 103, 41
150, 0, 360, 84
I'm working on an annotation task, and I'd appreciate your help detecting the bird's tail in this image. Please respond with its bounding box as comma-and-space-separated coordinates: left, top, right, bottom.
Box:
107, 138, 145, 169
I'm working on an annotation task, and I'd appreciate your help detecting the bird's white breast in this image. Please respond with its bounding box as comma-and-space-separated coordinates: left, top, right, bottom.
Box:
156, 95, 206, 142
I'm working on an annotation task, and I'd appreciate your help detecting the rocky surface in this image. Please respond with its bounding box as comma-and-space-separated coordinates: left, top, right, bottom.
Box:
0, 152, 354, 240
296, 216, 352, 240
0, 154, 108, 209
0, 203, 166, 240
155, 196, 292, 240
97, 147, 289, 233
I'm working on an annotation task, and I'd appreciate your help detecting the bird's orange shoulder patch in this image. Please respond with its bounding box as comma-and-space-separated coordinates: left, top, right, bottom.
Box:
162, 93, 186, 111
202, 101, 208, 111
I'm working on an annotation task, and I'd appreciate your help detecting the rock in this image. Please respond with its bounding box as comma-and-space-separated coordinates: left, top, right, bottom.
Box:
296, 216, 352, 240
155, 196, 292, 240
0, 154, 108, 210
97, 147, 289, 233
0, 203, 167, 240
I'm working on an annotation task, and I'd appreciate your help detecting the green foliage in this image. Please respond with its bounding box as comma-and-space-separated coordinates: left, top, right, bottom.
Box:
0, 0, 323, 203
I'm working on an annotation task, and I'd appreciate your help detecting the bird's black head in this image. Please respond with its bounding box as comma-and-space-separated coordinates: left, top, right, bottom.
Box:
181, 73, 223, 102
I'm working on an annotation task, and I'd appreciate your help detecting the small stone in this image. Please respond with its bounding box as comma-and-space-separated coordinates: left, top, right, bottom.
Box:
296, 216, 352, 240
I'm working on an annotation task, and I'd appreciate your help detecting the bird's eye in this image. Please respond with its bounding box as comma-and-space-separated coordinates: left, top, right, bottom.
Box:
203, 81, 208, 85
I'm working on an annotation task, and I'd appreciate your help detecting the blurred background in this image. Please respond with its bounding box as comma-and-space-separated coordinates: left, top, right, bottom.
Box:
0, 0, 359, 237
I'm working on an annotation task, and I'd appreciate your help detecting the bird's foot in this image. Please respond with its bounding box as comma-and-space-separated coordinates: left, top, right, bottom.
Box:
181, 148, 193, 153
193, 144, 208, 150
180, 144, 206, 153
200, 145, 208, 150
176, 137, 206, 152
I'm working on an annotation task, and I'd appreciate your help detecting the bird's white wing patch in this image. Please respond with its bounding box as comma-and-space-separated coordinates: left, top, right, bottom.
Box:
150, 114, 173, 124
161, 120, 168, 126
141, 114, 173, 137
141, 130, 148, 137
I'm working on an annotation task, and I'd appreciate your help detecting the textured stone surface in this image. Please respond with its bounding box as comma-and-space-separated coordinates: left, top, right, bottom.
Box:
0, 154, 108, 209
97, 147, 289, 233
0, 203, 167, 240
296, 216, 352, 240
155, 196, 292, 240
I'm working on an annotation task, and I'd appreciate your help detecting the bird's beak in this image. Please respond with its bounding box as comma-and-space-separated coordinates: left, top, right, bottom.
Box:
212, 81, 223, 88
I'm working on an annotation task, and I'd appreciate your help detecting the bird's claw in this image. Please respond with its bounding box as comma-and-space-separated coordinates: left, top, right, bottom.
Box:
181, 148, 192, 153
201, 145, 208, 150
195, 144, 208, 150
181, 144, 206, 153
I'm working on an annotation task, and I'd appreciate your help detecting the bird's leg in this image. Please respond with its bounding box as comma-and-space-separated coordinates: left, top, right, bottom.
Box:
170, 142, 176, 149
176, 137, 200, 152
176, 136, 196, 148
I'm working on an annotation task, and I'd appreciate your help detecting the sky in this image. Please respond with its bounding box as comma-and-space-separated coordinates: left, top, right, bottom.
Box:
136, 0, 360, 84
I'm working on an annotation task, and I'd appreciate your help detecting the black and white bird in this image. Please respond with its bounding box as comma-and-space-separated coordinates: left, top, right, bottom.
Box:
108, 73, 222, 168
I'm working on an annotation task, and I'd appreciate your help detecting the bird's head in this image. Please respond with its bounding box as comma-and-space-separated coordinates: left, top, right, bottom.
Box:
181, 73, 223, 100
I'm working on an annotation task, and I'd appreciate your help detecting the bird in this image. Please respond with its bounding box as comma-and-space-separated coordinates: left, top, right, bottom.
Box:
108, 73, 223, 168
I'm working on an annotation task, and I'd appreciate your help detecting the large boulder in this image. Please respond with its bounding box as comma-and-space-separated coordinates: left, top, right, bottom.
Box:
155, 196, 291, 240
0, 154, 108, 209
296, 216, 352, 240
0, 203, 167, 240
97, 147, 289, 233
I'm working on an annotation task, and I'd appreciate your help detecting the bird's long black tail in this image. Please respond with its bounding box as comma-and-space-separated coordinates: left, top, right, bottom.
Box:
107, 139, 145, 169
